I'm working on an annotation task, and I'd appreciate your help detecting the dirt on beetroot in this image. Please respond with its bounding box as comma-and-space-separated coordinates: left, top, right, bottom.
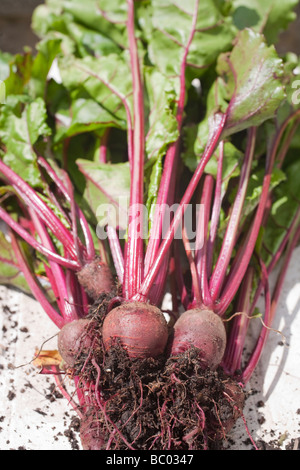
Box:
66, 298, 245, 451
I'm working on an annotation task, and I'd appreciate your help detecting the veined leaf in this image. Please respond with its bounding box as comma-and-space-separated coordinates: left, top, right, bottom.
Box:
218, 28, 286, 137
260, 158, 300, 264
232, 0, 299, 44
144, 68, 180, 160
144, 0, 236, 79
76, 159, 130, 231
59, 54, 133, 127
0, 98, 51, 187
62, 0, 128, 48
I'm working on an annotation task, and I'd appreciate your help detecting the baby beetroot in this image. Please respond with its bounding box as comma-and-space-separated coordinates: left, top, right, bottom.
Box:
210, 379, 246, 440
58, 318, 97, 368
102, 301, 169, 358
170, 308, 226, 369
80, 413, 106, 451
77, 257, 115, 301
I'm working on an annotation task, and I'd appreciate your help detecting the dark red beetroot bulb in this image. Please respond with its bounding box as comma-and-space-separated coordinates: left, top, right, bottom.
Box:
77, 257, 115, 300
170, 308, 226, 370
102, 301, 169, 359
58, 318, 96, 368
80, 413, 106, 451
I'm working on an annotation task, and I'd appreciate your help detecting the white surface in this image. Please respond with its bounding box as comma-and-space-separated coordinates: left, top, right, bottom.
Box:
0, 287, 79, 450
0, 247, 299, 450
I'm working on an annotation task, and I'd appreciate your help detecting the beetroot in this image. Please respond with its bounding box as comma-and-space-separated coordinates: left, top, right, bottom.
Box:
170, 308, 226, 370
220, 380, 245, 435
58, 318, 97, 368
102, 301, 169, 358
80, 413, 106, 451
77, 257, 115, 301
209, 379, 246, 440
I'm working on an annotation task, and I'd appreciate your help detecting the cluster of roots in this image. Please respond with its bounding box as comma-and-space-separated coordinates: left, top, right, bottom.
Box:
69, 299, 245, 451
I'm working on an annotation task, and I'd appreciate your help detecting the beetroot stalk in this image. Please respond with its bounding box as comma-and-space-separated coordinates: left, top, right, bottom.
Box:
106, 225, 124, 283
37, 156, 95, 261
0, 159, 79, 261
216, 113, 300, 315
241, 222, 300, 383
134, 112, 227, 302
144, 0, 200, 284
206, 141, 224, 276
28, 207, 79, 322
10, 230, 66, 329
209, 127, 257, 303
0, 206, 80, 270
222, 266, 255, 375
122, 0, 145, 300
194, 173, 214, 309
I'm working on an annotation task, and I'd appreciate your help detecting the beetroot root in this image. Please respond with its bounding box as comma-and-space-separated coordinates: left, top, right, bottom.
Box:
102, 301, 169, 358
58, 318, 97, 367
80, 412, 106, 451
77, 257, 115, 300
210, 378, 246, 440
170, 308, 226, 369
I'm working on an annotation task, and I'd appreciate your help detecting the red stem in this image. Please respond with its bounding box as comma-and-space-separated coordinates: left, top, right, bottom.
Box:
209, 127, 256, 303
194, 174, 214, 308
133, 113, 227, 301
99, 128, 110, 164
215, 124, 282, 316
28, 208, 78, 322
222, 266, 255, 375
123, 0, 145, 299
242, 223, 300, 384
144, 0, 200, 277
106, 224, 124, 283
182, 225, 202, 307
10, 230, 65, 329
240, 261, 271, 384
38, 157, 95, 262
206, 141, 224, 277
250, 205, 300, 315
0, 207, 80, 270
217, 110, 300, 316
0, 159, 78, 261
174, 239, 190, 309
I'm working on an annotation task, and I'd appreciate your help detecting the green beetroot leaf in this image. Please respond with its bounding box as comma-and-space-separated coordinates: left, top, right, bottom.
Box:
62, 0, 128, 49
182, 29, 286, 178
144, 0, 236, 78
218, 28, 286, 137
0, 98, 51, 187
58, 53, 133, 130
76, 160, 130, 233
232, 0, 299, 44
0, 224, 45, 295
